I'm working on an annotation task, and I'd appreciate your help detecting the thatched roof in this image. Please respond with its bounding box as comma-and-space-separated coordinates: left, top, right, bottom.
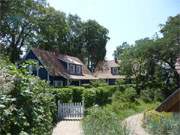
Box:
31, 48, 96, 80
93, 60, 125, 79
156, 89, 180, 112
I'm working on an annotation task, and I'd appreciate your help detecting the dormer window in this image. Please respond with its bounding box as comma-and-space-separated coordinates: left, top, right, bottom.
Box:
76, 65, 82, 74
111, 67, 119, 75
69, 64, 76, 74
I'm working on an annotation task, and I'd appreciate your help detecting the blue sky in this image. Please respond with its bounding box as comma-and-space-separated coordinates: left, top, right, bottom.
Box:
47, 0, 180, 60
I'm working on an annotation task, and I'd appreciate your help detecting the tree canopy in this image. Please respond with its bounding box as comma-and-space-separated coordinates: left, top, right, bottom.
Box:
0, 0, 109, 70
114, 14, 180, 98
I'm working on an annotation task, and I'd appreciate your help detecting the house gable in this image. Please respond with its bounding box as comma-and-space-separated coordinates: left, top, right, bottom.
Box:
24, 48, 96, 86
24, 50, 50, 81
156, 89, 180, 112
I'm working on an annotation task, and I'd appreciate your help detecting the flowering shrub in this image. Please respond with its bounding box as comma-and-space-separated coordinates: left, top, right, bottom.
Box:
0, 59, 56, 135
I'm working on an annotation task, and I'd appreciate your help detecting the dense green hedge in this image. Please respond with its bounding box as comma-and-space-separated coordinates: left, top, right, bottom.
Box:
0, 60, 56, 135
50, 85, 117, 108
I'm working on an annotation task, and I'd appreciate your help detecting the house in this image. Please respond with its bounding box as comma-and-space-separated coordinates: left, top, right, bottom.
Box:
93, 60, 125, 85
156, 57, 180, 112
156, 89, 180, 112
24, 48, 96, 87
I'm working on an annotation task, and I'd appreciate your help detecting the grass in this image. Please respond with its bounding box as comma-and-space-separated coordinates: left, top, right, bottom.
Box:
83, 107, 129, 135
144, 111, 180, 135
82, 101, 159, 135
106, 100, 159, 120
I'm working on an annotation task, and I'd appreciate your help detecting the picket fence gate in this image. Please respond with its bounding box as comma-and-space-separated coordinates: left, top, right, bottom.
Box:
58, 101, 84, 120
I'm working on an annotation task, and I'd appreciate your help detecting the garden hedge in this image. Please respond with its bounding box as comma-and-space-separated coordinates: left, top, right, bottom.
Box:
50, 85, 117, 108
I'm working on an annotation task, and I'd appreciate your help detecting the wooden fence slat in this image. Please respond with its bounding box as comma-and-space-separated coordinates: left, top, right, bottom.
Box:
57, 101, 84, 120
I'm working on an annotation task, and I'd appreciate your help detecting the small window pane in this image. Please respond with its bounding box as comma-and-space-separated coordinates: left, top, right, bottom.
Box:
112, 67, 118, 75
76, 65, 81, 74
54, 80, 63, 87
69, 64, 75, 74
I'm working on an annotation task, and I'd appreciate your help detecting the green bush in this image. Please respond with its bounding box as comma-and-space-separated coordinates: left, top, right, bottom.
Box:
95, 86, 116, 105
50, 85, 117, 108
141, 87, 163, 102
0, 62, 56, 135
70, 86, 85, 102
144, 110, 180, 135
112, 86, 137, 103
52, 88, 73, 103
90, 80, 108, 87
83, 107, 129, 135
83, 88, 96, 107
106, 86, 139, 119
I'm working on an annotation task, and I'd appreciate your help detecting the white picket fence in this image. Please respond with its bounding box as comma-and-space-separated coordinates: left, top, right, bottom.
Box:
58, 101, 84, 120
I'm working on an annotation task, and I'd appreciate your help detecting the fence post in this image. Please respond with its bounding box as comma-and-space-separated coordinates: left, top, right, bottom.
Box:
57, 101, 84, 120
57, 100, 60, 120
82, 99, 85, 117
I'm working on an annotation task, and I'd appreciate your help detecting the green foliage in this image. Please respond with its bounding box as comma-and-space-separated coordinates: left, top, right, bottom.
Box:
108, 86, 138, 118
52, 88, 73, 103
114, 14, 180, 99
81, 20, 110, 69
95, 86, 116, 105
0, 0, 46, 62
90, 80, 108, 87
144, 110, 180, 135
83, 88, 96, 108
141, 87, 163, 102
71, 86, 85, 102
0, 60, 56, 135
83, 107, 129, 135
0, 0, 109, 67
50, 85, 116, 108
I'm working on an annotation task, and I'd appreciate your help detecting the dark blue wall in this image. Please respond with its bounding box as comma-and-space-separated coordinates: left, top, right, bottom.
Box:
81, 80, 90, 84
38, 67, 48, 80
108, 79, 116, 85
24, 50, 93, 87
70, 80, 80, 86
24, 50, 67, 85
25, 50, 49, 81
51, 76, 67, 86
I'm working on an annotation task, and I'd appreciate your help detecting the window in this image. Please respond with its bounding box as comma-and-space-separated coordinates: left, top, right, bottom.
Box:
28, 65, 33, 74
112, 67, 119, 75
69, 64, 76, 74
76, 65, 82, 74
53, 80, 63, 87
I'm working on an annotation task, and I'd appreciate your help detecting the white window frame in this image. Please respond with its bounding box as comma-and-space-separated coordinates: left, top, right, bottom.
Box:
112, 67, 118, 75
69, 64, 76, 74
54, 80, 63, 87
76, 65, 81, 74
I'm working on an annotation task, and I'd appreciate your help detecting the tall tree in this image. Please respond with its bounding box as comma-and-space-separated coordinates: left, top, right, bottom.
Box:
66, 14, 85, 59
36, 7, 69, 52
0, 0, 46, 62
113, 42, 130, 59
81, 20, 110, 71
116, 14, 180, 97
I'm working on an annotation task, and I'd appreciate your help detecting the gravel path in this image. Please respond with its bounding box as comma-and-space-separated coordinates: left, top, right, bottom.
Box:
52, 120, 83, 135
123, 113, 150, 135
